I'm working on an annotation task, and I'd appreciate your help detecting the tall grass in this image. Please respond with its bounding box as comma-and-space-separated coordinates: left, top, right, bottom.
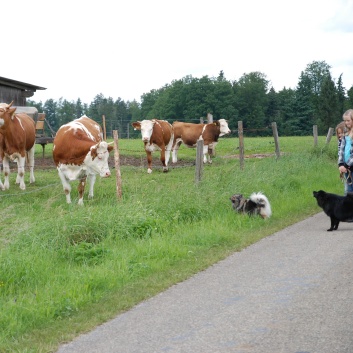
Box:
0, 136, 342, 352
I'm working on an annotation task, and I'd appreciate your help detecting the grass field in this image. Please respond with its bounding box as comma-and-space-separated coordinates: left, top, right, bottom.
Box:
0, 135, 343, 352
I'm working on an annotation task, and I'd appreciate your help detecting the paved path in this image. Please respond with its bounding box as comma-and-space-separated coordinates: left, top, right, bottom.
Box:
57, 213, 353, 353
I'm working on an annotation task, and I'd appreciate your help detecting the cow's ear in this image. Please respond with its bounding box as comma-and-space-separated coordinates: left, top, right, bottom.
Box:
9, 107, 16, 120
132, 122, 141, 130
108, 145, 114, 153
90, 145, 98, 159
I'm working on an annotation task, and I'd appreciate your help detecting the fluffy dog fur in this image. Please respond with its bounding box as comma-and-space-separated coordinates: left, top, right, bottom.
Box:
313, 190, 353, 231
230, 192, 272, 219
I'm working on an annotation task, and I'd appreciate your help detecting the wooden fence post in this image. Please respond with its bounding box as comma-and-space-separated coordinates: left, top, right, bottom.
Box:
326, 127, 334, 145
313, 125, 318, 146
238, 121, 244, 170
102, 115, 107, 140
195, 139, 204, 184
207, 113, 215, 156
113, 130, 122, 200
271, 122, 281, 159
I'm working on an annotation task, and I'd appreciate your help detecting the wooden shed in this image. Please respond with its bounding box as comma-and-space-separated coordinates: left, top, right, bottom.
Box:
0, 76, 46, 106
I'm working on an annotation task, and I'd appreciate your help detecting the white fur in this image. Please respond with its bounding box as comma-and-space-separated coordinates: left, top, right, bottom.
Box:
249, 192, 272, 218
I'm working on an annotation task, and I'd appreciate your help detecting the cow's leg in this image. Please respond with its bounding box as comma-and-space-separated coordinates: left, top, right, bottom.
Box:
77, 176, 87, 206
160, 147, 168, 173
172, 139, 182, 163
165, 137, 173, 168
208, 142, 217, 163
58, 169, 72, 204
16, 156, 27, 190
203, 145, 209, 164
2, 157, 10, 190
0, 158, 4, 190
146, 151, 153, 174
27, 146, 35, 184
0, 164, 4, 191
87, 174, 96, 199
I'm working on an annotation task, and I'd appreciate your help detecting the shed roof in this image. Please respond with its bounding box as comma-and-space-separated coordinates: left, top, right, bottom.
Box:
0, 76, 46, 92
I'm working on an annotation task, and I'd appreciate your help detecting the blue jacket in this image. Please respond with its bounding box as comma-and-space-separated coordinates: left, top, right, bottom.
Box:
338, 135, 353, 168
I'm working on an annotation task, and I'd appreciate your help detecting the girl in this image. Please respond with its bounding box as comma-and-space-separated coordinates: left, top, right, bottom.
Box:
335, 121, 345, 156
338, 109, 353, 194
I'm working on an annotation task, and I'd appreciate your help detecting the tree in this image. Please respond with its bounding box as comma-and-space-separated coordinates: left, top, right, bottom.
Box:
212, 73, 237, 126
75, 98, 85, 119
345, 86, 353, 111
27, 99, 43, 112
234, 72, 269, 134
303, 60, 331, 96
56, 98, 76, 127
127, 100, 141, 138
336, 74, 346, 117
43, 99, 58, 132
292, 72, 315, 135
276, 88, 296, 135
317, 72, 339, 133
140, 89, 163, 118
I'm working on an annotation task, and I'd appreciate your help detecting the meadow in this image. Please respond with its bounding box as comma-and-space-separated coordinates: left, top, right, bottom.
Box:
0, 135, 343, 353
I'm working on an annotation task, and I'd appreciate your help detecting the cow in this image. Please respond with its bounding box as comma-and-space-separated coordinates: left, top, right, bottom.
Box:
132, 119, 174, 174
0, 101, 36, 190
53, 115, 113, 205
172, 119, 231, 164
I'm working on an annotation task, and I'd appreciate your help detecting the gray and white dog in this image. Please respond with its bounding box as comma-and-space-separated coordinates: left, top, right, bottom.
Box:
230, 192, 272, 219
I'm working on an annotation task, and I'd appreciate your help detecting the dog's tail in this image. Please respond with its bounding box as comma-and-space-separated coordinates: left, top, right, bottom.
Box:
249, 192, 272, 219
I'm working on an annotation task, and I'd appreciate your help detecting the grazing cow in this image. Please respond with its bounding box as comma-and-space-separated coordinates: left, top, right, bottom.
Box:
172, 119, 231, 163
0, 101, 36, 190
132, 119, 174, 174
53, 116, 113, 205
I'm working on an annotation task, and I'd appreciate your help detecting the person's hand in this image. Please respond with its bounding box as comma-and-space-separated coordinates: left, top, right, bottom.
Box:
339, 165, 347, 173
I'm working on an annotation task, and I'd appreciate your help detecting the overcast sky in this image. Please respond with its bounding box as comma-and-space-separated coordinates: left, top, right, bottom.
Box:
2, 0, 353, 104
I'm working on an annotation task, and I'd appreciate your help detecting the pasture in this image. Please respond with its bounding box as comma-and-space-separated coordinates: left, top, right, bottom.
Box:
0, 135, 342, 353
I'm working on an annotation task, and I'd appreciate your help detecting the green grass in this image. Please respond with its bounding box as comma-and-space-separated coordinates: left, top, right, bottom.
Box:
0, 135, 342, 352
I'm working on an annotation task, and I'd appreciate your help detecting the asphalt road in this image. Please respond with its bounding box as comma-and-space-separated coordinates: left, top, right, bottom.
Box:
57, 212, 353, 353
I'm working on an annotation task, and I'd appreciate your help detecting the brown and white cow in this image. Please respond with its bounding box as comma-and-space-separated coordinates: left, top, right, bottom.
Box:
172, 119, 231, 164
53, 115, 113, 205
132, 119, 174, 174
0, 101, 36, 190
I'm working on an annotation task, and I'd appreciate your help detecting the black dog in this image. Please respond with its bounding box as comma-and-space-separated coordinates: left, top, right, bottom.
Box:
313, 190, 353, 231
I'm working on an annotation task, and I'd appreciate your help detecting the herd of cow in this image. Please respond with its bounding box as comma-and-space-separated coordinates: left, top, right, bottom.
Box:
0, 101, 230, 205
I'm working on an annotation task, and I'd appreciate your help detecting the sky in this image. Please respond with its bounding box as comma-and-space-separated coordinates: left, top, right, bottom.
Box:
2, 0, 353, 105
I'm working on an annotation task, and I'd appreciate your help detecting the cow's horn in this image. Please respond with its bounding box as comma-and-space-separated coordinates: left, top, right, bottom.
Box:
8, 100, 14, 108
107, 141, 114, 145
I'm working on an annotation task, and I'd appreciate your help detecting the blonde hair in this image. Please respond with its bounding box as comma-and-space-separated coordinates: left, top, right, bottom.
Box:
343, 109, 353, 138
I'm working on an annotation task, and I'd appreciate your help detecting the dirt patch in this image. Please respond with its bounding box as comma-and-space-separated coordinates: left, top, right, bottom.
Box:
31, 152, 279, 170
33, 155, 194, 170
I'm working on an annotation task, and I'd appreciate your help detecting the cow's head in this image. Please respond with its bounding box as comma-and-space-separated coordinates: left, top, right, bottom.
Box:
132, 120, 156, 143
84, 141, 113, 177
0, 101, 16, 127
218, 119, 231, 136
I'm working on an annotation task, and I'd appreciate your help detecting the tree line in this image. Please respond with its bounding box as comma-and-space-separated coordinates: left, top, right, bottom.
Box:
28, 60, 353, 139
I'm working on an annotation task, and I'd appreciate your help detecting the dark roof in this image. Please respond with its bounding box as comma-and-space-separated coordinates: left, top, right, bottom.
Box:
0, 76, 46, 91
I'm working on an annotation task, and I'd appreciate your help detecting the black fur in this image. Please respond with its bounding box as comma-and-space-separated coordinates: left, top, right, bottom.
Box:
313, 190, 353, 231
